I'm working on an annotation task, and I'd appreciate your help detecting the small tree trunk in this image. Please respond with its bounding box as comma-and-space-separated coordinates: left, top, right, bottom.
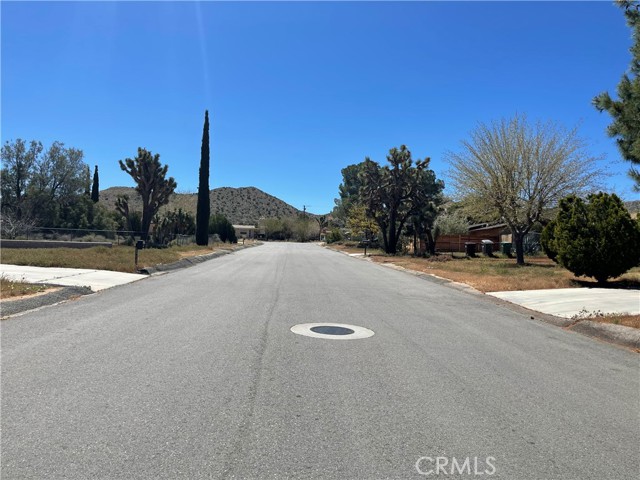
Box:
418, 236, 426, 255
386, 224, 399, 254
425, 229, 436, 255
380, 226, 390, 254
387, 229, 397, 254
385, 218, 397, 254
513, 231, 525, 265
141, 209, 152, 242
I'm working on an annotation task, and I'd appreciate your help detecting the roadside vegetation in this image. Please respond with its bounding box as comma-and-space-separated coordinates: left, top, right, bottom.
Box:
594, 314, 640, 329
570, 309, 640, 330
593, 0, 640, 191
0, 275, 48, 299
327, 243, 640, 292
541, 192, 640, 283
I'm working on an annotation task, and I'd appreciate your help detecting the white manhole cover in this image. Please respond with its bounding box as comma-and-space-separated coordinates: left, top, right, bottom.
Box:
290, 323, 374, 340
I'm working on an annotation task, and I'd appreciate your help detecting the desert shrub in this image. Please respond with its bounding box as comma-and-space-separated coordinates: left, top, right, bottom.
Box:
209, 213, 237, 243
293, 215, 314, 242
153, 208, 195, 245
325, 228, 343, 243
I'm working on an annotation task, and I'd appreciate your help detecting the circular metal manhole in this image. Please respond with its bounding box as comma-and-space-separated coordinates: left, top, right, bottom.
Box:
290, 323, 374, 340
310, 325, 355, 336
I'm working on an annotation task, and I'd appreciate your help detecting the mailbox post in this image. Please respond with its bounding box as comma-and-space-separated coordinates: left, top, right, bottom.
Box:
361, 229, 371, 256
363, 239, 370, 256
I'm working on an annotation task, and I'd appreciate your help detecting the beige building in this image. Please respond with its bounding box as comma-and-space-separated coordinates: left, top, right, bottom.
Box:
233, 225, 256, 239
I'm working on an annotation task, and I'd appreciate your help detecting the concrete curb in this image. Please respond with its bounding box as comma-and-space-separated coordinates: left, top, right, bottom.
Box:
139, 243, 260, 274
331, 247, 639, 351
140, 250, 231, 274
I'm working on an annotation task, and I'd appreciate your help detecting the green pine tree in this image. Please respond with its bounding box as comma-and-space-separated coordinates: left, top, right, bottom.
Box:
541, 193, 640, 283
594, 0, 640, 190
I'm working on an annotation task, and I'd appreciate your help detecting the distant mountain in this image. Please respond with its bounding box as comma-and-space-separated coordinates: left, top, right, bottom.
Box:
99, 186, 305, 225
625, 200, 639, 214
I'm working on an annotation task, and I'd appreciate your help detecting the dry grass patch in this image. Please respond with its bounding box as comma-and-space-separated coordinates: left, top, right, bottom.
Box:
363, 254, 640, 293
326, 243, 385, 256
0, 275, 48, 299
571, 309, 640, 329
0, 243, 242, 273
593, 314, 640, 329
176, 241, 246, 258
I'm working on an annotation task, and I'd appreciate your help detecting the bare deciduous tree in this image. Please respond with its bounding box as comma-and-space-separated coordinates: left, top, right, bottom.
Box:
446, 114, 602, 265
0, 210, 35, 239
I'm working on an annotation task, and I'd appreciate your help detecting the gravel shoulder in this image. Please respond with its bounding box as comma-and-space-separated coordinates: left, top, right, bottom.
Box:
1, 285, 92, 318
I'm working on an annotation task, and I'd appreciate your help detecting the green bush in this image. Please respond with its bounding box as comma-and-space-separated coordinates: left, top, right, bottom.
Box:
326, 228, 342, 243
209, 213, 237, 243
541, 193, 640, 283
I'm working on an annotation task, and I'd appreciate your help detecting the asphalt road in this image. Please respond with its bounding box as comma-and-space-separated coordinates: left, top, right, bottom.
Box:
2, 243, 638, 479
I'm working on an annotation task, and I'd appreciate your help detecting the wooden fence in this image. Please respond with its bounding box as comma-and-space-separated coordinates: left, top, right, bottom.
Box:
435, 234, 501, 253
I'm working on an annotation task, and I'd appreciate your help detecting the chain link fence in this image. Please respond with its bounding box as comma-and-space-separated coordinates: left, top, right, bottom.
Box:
1, 226, 223, 248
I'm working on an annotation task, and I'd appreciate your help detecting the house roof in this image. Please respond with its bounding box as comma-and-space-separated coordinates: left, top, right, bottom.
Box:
468, 223, 507, 232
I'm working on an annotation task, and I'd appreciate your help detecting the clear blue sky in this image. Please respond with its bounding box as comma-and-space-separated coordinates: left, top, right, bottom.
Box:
2, 1, 638, 214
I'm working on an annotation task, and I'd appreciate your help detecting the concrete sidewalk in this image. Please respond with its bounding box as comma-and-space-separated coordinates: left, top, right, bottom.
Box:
0, 264, 146, 292
488, 288, 640, 318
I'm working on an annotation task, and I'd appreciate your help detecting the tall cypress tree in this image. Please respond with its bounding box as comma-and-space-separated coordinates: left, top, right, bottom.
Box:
196, 110, 211, 245
91, 165, 100, 203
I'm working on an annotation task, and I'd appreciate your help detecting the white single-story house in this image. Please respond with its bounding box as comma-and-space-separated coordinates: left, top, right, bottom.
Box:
233, 225, 256, 239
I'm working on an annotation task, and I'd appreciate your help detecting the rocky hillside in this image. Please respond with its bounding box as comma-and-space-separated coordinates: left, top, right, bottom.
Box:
625, 200, 639, 217
99, 186, 305, 225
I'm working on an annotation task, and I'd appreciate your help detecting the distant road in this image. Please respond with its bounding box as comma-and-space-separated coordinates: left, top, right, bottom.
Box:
2, 243, 638, 479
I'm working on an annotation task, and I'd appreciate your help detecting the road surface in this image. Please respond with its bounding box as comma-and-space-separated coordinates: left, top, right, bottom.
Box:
2, 243, 638, 479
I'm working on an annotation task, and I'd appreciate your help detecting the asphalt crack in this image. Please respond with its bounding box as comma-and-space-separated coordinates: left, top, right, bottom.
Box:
220, 253, 287, 479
